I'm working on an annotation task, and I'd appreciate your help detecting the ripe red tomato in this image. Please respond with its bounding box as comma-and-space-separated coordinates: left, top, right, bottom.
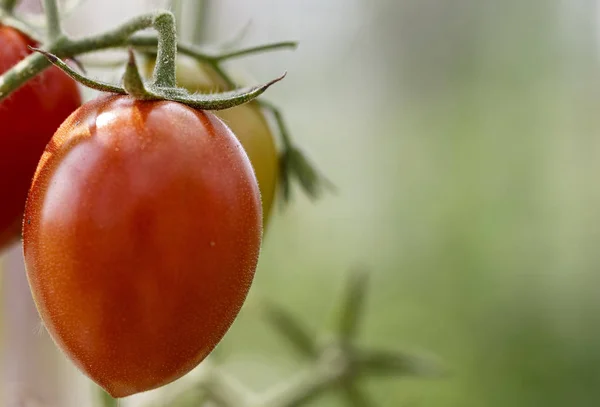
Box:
23, 94, 262, 397
144, 56, 279, 226
0, 25, 81, 250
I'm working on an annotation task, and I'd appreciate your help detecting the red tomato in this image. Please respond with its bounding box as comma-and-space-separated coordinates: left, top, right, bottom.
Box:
144, 57, 279, 227
0, 25, 81, 250
23, 94, 262, 397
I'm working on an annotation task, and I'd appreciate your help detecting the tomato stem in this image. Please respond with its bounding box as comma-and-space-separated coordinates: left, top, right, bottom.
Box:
0, 52, 51, 99
42, 0, 63, 42
0, 12, 293, 104
0, 12, 154, 100
33, 46, 286, 109
30, 47, 127, 94
171, 0, 183, 37
259, 100, 294, 150
151, 11, 177, 88
214, 41, 297, 62
128, 37, 296, 69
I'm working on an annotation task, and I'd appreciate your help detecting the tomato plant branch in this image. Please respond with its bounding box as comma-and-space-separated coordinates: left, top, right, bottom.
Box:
151, 11, 176, 88
37, 47, 286, 109
251, 352, 348, 407
32, 47, 127, 93
42, 0, 63, 42
143, 269, 443, 407
128, 36, 296, 66
213, 41, 297, 61
0, 12, 154, 100
0, 12, 290, 109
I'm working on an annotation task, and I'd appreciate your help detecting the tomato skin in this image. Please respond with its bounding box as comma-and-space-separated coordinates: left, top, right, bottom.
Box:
23, 95, 262, 397
0, 25, 81, 250
145, 57, 279, 226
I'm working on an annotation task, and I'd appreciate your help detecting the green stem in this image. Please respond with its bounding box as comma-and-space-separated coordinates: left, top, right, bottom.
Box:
259, 100, 295, 150
42, 0, 63, 42
128, 37, 296, 67
203, 369, 251, 407
63, 14, 155, 56
151, 11, 177, 88
0, 0, 18, 12
0, 14, 295, 102
0, 52, 50, 99
0, 13, 154, 100
210, 62, 236, 89
38, 47, 285, 109
31, 47, 126, 94
129, 35, 213, 63
250, 359, 345, 407
129, 38, 295, 93
192, 0, 208, 44
214, 41, 297, 61
171, 0, 183, 36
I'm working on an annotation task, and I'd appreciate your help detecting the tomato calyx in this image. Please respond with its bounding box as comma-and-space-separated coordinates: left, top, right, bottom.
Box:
33, 47, 285, 111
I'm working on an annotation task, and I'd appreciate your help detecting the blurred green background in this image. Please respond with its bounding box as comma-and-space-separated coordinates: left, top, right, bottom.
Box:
4, 0, 600, 406
209, 1, 600, 406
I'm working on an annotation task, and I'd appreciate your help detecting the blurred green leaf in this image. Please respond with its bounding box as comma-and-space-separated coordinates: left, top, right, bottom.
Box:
202, 369, 249, 407
262, 300, 319, 358
339, 382, 374, 407
356, 349, 445, 378
285, 146, 336, 201
338, 268, 370, 341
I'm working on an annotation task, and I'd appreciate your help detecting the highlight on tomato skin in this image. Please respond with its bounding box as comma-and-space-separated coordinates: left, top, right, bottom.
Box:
0, 25, 82, 250
22, 94, 263, 398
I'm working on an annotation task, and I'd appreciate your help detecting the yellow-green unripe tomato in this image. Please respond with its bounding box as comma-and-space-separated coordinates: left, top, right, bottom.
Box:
144, 55, 279, 227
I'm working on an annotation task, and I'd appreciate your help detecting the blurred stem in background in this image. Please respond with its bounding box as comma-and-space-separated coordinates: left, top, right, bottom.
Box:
1, 3, 68, 407
171, 0, 207, 44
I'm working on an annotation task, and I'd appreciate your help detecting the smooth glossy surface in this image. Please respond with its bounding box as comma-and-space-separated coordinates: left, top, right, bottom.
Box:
23, 95, 262, 397
0, 25, 81, 250
145, 56, 279, 226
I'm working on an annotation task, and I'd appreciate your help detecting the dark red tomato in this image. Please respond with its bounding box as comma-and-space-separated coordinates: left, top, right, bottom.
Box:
23, 94, 262, 397
0, 25, 81, 250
